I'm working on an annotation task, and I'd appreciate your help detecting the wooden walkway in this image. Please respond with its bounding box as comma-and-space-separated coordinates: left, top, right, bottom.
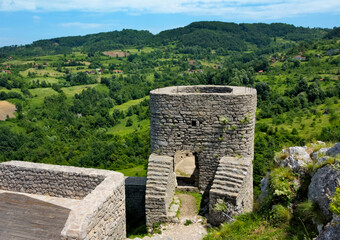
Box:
0, 192, 70, 240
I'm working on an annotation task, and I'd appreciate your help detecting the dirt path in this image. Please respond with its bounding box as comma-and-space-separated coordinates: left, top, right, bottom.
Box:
131, 193, 207, 240
178, 193, 196, 218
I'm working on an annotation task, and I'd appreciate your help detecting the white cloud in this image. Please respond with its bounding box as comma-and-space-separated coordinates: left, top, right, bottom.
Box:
60, 22, 107, 29
0, 0, 340, 19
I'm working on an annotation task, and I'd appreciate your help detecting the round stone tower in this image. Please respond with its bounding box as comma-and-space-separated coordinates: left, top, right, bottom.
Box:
149, 85, 257, 192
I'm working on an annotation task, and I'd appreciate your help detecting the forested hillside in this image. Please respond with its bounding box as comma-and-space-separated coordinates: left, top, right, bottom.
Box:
0, 21, 339, 238
0, 21, 328, 57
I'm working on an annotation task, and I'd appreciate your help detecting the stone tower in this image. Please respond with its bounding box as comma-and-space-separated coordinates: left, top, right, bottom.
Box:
145, 85, 257, 226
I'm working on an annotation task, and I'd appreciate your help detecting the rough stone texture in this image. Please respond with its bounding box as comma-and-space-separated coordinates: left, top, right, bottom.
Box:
208, 156, 253, 225
279, 146, 311, 173
148, 85, 256, 226
145, 154, 176, 227
326, 143, 340, 157
0, 161, 126, 240
0, 161, 104, 199
308, 165, 340, 221
258, 173, 270, 203
311, 147, 331, 161
150, 85, 256, 192
316, 216, 340, 240
125, 177, 147, 222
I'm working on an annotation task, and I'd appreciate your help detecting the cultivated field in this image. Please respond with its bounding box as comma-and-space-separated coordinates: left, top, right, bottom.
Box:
0, 101, 16, 120
102, 51, 130, 57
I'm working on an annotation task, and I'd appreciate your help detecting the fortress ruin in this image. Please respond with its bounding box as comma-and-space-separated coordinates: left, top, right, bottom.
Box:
146, 85, 256, 226
0, 85, 256, 239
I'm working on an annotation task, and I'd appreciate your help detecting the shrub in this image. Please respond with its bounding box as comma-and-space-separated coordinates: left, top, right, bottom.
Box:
329, 183, 340, 216
270, 167, 298, 204
270, 204, 292, 226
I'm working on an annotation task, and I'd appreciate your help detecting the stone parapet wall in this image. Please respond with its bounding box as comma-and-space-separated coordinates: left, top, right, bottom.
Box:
145, 154, 176, 227
0, 161, 104, 199
150, 85, 256, 191
208, 156, 253, 225
125, 177, 147, 222
0, 161, 126, 240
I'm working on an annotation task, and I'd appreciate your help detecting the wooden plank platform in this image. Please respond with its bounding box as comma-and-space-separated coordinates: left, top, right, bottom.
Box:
0, 192, 70, 240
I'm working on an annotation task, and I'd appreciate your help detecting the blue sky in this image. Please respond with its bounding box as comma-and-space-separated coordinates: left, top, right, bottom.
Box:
0, 0, 339, 47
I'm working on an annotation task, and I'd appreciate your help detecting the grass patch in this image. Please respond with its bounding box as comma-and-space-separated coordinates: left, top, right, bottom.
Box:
204, 213, 291, 240
61, 84, 99, 100
0, 88, 22, 94
107, 115, 149, 136
20, 68, 64, 77
116, 165, 147, 177
29, 88, 58, 107
110, 96, 149, 113
27, 77, 60, 84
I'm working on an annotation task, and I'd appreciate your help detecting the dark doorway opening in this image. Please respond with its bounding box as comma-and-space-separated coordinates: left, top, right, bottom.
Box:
174, 151, 198, 187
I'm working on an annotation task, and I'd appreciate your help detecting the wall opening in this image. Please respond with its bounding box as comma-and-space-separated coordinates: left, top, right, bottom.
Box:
174, 151, 198, 187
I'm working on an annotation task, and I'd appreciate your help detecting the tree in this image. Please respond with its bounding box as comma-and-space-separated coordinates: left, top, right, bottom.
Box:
126, 118, 133, 127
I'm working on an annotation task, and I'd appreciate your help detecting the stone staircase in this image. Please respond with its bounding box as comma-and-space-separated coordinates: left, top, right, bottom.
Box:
209, 156, 253, 225
210, 159, 250, 199
145, 154, 176, 228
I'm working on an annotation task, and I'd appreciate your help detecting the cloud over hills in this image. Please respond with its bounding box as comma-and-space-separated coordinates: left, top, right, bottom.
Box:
1, 0, 340, 19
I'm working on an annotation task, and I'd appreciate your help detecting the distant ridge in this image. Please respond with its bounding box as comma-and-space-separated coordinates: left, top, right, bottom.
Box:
0, 21, 330, 57
324, 27, 340, 39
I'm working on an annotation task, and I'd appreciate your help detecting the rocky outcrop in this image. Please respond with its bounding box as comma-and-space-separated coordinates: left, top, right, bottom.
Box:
316, 216, 340, 240
308, 165, 340, 221
279, 146, 311, 173
326, 143, 340, 157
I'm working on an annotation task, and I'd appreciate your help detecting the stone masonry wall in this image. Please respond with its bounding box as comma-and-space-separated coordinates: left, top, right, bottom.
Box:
0, 161, 126, 240
125, 177, 147, 222
0, 161, 104, 199
150, 85, 256, 192
145, 154, 176, 227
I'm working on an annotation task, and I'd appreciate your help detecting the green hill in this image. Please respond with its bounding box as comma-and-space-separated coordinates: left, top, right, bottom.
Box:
0, 21, 329, 58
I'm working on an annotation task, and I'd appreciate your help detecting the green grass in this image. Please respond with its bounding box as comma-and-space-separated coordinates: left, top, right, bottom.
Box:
29, 88, 58, 107
27, 77, 60, 84
116, 165, 147, 177
20, 68, 64, 77
61, 84, 99, 99
94, 84, 110, 94
107, 115, 150, 136
0, 88, 22, 94
109, 96, 149, 114
257, 101, 340, 140
125, 47, 154, 54
204, 213, 292, 240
